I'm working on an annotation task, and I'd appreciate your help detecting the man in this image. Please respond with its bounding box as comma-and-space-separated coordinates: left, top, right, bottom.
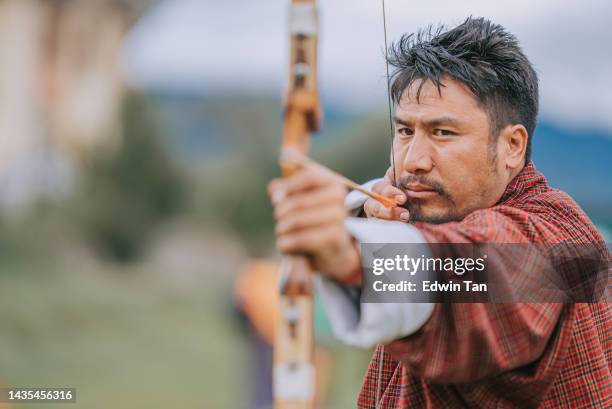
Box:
268, 17, 610, 408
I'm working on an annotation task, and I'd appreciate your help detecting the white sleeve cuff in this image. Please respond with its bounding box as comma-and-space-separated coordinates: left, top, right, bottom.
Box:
345, 178, 383, 215
316, 277, 434, 348
316, 216, 435, 348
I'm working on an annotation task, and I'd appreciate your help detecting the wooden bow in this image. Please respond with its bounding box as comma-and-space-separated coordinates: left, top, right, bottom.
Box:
274, 1, 397, 407
273, 1, 321, 408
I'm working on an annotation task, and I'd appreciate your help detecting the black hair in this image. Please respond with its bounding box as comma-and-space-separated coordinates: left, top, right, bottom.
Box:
387, 17, 539, 162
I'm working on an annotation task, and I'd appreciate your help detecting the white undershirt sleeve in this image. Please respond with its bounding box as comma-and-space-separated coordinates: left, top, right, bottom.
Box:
315, 181, 435, 348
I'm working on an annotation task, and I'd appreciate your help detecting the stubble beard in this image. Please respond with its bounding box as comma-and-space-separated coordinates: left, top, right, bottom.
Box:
402, 198, 461, 224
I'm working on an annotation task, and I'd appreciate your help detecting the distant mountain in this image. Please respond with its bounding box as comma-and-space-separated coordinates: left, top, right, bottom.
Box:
147, 91, 357, 158
531, 122, 612, 220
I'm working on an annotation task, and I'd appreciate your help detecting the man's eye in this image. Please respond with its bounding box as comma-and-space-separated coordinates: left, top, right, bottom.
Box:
433, 129, 455, 136
397, 127, 413, 137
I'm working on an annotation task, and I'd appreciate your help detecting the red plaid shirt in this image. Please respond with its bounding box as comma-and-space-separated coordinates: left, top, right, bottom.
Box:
358, 162, 611, 408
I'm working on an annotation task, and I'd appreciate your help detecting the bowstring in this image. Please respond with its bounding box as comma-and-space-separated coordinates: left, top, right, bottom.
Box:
375, 3, 394, 408
382, 0, 398, 188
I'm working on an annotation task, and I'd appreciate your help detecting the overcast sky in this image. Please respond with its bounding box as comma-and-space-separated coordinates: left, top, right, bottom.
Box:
122, 0, 612, 131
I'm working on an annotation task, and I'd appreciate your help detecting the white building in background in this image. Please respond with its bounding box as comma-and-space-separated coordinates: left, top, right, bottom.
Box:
0, 0, 150, 210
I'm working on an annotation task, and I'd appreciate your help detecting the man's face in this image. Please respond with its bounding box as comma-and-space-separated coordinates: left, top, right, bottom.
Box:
392, 78, 507, 223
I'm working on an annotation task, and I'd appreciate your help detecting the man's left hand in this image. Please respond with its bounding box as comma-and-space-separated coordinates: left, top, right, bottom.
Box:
268, 167, 360, 282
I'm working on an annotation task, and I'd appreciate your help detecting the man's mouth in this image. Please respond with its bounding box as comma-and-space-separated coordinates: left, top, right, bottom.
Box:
403, 184, 438, 199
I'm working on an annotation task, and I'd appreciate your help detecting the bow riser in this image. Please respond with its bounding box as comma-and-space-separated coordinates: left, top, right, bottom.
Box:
274, 1, 321, 408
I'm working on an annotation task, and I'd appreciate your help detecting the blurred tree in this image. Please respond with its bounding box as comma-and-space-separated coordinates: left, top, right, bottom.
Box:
186, 96, 282, 256
198, 101, 391, 256
152, 94, 392, 255
72, 92, 188, 262
314, 113, 391, 184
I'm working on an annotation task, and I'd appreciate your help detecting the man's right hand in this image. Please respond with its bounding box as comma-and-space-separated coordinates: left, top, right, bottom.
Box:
363, 167, 410, 221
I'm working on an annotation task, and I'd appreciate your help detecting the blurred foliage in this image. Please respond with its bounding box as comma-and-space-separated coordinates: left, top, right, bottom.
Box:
313, 113, 391, 184
70, 92, 188, 262
0, 219, 53, 276
199, 97, 282, 255
170, 95, 392, 255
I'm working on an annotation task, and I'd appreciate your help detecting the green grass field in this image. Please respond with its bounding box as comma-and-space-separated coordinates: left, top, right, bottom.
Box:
0, 250, 370, 409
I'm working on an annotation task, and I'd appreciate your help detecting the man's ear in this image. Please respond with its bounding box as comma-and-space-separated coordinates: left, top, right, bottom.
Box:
500, 124, 528, 169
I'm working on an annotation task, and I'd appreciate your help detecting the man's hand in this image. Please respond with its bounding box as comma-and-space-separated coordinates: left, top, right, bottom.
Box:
268, 166, 360, 282
364, 167, 409, 221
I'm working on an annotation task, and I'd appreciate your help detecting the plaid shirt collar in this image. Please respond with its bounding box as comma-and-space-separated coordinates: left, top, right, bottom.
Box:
497, 161, 548, 205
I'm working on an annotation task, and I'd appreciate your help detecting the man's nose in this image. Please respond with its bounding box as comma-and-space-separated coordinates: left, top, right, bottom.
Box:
403, 133, 434, 174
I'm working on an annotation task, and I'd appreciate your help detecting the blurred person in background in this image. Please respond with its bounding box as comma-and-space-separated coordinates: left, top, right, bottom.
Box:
235, 260, 277, 409
268, 17, 610, 408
